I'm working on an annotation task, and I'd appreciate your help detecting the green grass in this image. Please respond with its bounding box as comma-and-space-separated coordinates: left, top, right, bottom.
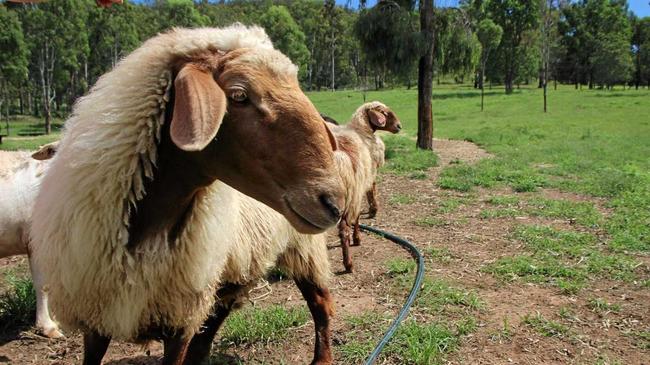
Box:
414, 216, 447, 227
424, 247, 454, 263
526, 197, 602, 227
385, 258, 416, 277
382, 134, 439, 177
630, 330, 650, 350
479, 208, 519, 219
0, 115, 62, 151
587, 298, 621, 314
522, 312, 569, 338
486, 195, 520, 206
385, 320, 459, 365
415, 278, 483, 313
484, 224, 640, 293
0, 272, 36, 332
435, 196, 468, 214
389, 193, 416, 205
218, 305, 309, 345
488, 317, 513, 343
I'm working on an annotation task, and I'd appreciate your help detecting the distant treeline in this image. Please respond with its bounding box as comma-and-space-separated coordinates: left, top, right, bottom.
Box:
0, 0, 649, 132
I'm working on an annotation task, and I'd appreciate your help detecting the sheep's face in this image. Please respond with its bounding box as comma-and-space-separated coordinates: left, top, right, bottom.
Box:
170, 48, 344, 234
367, 104, 402, 134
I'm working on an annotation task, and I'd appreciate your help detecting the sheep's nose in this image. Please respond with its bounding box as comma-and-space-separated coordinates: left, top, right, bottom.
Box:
320, 194, 342, 220
396, 123, 402, 131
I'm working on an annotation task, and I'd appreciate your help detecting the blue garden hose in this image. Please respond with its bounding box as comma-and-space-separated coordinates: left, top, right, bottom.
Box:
358, 224, 425, 365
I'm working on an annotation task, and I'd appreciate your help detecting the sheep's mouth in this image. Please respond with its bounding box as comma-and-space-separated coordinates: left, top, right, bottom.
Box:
283, 196, 325, 231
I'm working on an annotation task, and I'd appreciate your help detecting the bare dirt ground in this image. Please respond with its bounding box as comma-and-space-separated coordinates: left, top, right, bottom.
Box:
1, 138, 648, 364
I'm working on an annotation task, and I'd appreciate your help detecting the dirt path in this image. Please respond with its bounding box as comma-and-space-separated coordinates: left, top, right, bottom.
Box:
1, 139, 648, 365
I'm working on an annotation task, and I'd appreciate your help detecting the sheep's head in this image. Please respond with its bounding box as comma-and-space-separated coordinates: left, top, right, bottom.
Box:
32, 141, 59, 161
169, 48, 344, 234
365, 102, 402, 134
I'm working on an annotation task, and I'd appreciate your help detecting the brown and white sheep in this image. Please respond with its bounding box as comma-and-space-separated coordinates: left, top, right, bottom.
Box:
325, 102, 402, 272
0, 145, 61, 339
30, 25, 344, 365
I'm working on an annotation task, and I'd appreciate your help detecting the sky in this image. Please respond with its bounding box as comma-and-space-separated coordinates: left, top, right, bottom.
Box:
335, 0, 650, 18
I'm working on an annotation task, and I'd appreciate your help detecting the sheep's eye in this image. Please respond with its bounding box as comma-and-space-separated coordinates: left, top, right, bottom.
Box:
230, 89, 248, 103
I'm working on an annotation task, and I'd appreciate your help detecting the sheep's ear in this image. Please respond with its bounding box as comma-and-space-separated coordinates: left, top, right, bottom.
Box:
367, 109, 386, 128
323, 121, 338, 151
32, 141, 59, 160
170, 64, 226, 152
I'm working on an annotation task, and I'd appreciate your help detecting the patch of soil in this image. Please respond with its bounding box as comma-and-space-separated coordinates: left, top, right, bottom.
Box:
1, 139, 648, 364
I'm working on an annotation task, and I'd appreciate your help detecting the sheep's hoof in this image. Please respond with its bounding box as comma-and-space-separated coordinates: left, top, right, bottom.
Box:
344, 265, 354, 274
40, 327, 65, 339
351, 240, 361, 247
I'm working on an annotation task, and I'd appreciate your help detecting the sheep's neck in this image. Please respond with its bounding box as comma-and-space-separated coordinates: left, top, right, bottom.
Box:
126, 143, 217, 250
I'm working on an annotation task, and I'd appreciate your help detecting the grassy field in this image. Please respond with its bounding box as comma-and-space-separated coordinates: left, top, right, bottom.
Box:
0, 115, 63, 151
1, 84, 649, 364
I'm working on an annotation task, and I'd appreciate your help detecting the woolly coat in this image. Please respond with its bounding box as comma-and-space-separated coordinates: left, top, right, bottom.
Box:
219, 186, 330, 297
30, 25, 279, 340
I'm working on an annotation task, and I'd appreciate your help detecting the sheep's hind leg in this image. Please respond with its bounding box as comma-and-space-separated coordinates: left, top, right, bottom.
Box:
184, 284, 245, 365
295, 279, 334, 365
351, 217, 362, 247
162, 330, 191, 365
82, 330, 110, 365
338, 219, 353, 273
365, 182, 379, 219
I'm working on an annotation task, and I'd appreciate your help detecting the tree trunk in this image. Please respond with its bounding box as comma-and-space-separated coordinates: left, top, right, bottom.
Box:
417, 0, 434, 150
480, 59, 486, 112
330, 31, 336, 92
19, 87, 24, 115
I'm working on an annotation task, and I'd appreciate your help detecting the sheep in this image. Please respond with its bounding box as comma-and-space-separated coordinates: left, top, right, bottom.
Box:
30, 25, 345, 365
324, 102, 402, 272
183, 186, 334, 365
0, 145, 61, 338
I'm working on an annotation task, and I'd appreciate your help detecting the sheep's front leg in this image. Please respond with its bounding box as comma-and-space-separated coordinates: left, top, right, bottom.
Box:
185, 284, 245, 365
338, 219, 353, 273
351, 217, 362, 247
295, 279, 334, 365
82, 330, 111, 365
365, 182, 379, 219
162, 330, 191, 365
28, 253, 63, 338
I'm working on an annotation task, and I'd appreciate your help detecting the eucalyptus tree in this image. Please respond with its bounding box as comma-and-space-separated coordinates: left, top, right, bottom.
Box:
476, 18, 502, 111
0, 5, 28, 129
260, 5, 310, 80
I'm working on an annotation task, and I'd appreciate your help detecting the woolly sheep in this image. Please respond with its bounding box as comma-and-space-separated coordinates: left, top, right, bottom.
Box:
0, 145, 61, 338
325, 102, 402, 272
30, 25, 344, 365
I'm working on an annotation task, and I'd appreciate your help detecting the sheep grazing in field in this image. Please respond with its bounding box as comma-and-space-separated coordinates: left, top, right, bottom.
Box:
30, 25, 344, 365
0, 145, 61, 339
324, 102, 402, 272
183, 187, 334, 365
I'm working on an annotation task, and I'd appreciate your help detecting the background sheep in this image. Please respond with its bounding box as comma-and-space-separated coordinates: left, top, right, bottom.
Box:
184, 187, 334, 365
325, 102, 402, 272
0, 145, 61, 339
30, 25, 344, 365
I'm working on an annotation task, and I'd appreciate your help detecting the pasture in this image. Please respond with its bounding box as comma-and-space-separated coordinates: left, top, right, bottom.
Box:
1, 85, 649, 364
